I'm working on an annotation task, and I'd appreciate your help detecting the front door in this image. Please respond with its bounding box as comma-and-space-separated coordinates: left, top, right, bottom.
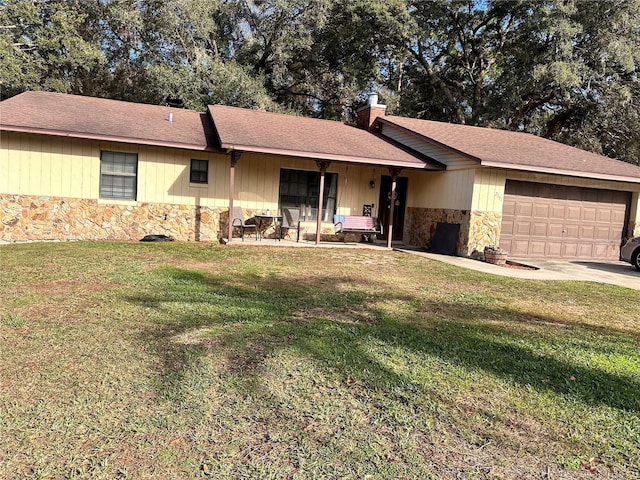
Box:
377, 175, 408, 242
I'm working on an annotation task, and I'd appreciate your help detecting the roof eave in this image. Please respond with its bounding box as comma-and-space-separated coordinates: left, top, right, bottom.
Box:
481, 160, 640, 184
1, 125, 223, 153
221, 143, 443, 170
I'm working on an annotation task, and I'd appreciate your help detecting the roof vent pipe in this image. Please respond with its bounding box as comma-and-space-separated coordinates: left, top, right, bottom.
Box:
168, 113, 174, 123
367, 92, 379, 106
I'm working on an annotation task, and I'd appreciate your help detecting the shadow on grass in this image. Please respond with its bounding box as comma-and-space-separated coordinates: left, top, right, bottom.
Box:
126, 266, 640, 413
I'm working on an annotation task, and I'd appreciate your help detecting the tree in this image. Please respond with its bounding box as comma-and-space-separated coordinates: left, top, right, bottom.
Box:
369, 0, 640, 165
136, 0, 279, 110
0, 0, 104, 98
505, 0, 640, 165
2, 0, 638, 164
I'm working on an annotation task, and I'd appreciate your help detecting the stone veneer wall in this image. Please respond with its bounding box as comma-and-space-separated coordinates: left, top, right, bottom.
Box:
468, 211, 503, 256
280, 221, 358, 242
405, 207, 502, 257
1, 194, 225, 243
405, 207, 471, 255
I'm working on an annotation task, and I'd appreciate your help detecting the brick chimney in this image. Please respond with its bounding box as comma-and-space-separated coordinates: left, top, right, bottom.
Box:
356, 92, 387, 130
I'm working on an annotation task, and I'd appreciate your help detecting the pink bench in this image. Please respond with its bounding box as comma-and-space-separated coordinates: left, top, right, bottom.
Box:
334, 215, 382, 242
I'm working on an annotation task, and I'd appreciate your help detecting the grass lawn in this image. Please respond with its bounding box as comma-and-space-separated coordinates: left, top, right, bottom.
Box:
0, 241, 638, 479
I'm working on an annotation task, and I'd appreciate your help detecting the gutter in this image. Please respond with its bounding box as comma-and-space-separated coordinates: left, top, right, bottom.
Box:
0, 125, 225, 153
220, 143, 443, 170
482, 160, 640, 184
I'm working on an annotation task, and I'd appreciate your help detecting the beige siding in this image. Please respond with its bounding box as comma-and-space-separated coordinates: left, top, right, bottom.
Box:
1, 134, 11, 191
405, 169, 476, 210
380, 124, 477, 170
135, 145, 228, 207
1, 131, 230, 208
233, 153, 379, 216
0, 132, 98, 198
472, 168, 507, 212
2, 132, 380, 214
332, 163, 381, 216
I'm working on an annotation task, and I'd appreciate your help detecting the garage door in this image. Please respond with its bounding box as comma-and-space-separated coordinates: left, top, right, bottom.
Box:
500, 180, 630, 260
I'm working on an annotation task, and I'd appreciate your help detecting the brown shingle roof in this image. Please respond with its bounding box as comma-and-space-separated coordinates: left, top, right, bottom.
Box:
379, 116, 640, 182
208, 105, 443, 169
0, 91, 218, 151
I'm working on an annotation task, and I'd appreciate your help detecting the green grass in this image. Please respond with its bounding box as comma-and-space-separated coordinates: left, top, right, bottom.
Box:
0, 241, 638, 479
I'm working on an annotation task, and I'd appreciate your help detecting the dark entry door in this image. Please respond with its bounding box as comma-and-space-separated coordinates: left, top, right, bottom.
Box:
377, 175, 408, 241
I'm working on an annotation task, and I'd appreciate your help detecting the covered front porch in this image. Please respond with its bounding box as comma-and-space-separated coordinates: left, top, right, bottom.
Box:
207, 104, 445, 250
221, 149, 447, 248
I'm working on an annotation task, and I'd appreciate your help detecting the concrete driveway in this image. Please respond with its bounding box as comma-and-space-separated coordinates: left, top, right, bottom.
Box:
403, 250, 640, 290
514, 258, 640, 290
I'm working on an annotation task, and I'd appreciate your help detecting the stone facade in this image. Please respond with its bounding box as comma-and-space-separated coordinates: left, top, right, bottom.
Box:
282, 221, 355, 242
1, 194, 508, 249
405, 207, 471, 255
468, 211, 503, 256
1, 194, 224, 243
404, 207, 502, 257
0, 196, 360, 244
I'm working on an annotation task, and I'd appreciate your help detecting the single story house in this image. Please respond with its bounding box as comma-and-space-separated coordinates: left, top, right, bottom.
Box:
2, 91, 639, 261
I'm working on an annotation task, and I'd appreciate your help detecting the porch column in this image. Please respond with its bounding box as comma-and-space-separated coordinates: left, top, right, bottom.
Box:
315, 160, 331, 244
387, 167, 402, 249
227, 151, 241, 244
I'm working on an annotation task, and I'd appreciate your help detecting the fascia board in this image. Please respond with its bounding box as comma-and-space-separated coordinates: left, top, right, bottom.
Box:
1, 125, 222, 153
482, 160, 640, 184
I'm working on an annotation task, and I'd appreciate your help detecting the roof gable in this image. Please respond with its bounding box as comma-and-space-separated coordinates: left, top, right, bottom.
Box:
379, 116, 640, 183
0, 91, 217, 151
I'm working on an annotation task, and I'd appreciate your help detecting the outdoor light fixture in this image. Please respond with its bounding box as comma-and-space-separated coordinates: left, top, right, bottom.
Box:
369, 180, 376, 189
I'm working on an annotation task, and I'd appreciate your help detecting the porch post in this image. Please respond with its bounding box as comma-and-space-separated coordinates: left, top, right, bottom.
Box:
227, 151, 241, 244
387, 167, 401, 249
315, 160, 331, 244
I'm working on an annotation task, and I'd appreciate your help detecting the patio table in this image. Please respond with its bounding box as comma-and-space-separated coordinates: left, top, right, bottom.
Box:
254, 214, 282, 240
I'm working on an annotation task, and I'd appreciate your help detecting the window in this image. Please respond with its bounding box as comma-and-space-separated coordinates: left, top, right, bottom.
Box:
100, 151, 138, 200
278, 169, 338, 221
190, 159, 208, 184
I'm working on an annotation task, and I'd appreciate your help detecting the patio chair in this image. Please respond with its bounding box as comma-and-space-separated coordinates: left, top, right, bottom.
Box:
278, 208, 300, 242
231, 206, 257, 241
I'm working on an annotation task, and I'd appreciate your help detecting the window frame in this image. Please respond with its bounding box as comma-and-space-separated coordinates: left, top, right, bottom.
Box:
278, 168, 338, 222
190, 159, 209, 184
99, 150, 138, 201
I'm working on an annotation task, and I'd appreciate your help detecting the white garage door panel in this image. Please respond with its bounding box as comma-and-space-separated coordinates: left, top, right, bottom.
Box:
500, 181, 630, 260
532, 222, 548, 236
551, 205, 566, 219
548, 223, 564, 236
547, 242, 562, 256
566, 206, 581, 220
613, 209, 626, 223
563, 244, 578, 257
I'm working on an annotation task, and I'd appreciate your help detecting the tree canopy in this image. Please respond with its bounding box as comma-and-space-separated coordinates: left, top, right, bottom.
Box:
1, 0, 639, 165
